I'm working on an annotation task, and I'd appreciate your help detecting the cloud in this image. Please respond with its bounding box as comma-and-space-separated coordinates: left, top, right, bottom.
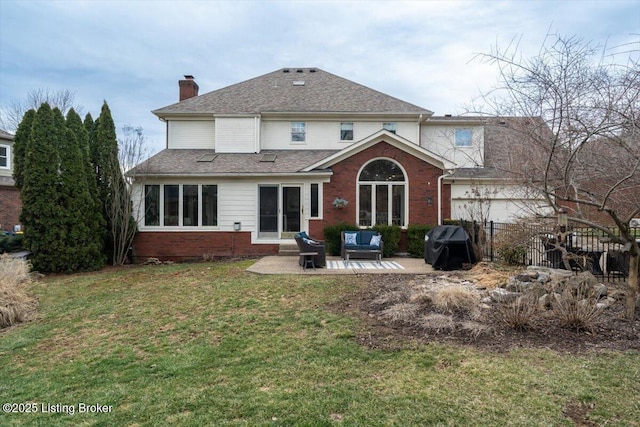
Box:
1, 0, 638, 154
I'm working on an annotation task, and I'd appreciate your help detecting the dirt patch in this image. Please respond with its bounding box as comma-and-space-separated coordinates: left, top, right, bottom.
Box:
333, 268, 639, 353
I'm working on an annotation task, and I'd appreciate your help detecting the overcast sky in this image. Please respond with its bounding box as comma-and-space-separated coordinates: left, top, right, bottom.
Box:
1, 0, 639, 155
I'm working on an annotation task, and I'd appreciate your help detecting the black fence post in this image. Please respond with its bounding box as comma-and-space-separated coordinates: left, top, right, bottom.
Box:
490, 221, 495, 262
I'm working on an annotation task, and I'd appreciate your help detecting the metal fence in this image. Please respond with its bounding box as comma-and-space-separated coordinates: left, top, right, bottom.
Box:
465, 221, 638, 283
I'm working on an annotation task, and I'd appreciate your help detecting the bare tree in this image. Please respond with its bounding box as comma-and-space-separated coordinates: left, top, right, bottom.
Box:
477, 33, 640, 320
0, 89, 82, 132
109, 125, 151, 265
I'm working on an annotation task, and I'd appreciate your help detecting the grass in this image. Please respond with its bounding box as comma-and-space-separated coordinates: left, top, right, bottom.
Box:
0, 261, 639, 426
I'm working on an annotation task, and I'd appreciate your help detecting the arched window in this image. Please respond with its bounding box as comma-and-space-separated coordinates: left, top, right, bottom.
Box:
358, 159, 407, 227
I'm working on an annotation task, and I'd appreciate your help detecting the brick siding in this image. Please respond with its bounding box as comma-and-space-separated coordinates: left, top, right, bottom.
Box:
0, 186, 21, 231
132, 231, 279, 262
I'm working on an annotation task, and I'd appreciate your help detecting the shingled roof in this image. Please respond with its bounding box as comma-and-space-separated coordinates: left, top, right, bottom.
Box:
153, 68, 432, 117
128, 149, 338, 177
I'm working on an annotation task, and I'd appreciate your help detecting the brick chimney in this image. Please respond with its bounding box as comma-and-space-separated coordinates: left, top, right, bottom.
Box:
179, 75, 199, 101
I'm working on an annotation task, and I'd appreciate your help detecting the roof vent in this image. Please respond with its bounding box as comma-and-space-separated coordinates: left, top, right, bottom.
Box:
293, 81, 305, 86
296, 69, 304, 73
309, 68, 317, 73
260, 153, 277, 162
197, 153, 217, 162
283, 69, 290, 73
444, 114, 452, 117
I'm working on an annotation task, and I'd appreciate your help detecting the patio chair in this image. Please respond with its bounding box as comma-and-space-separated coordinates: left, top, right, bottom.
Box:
294, 232, 326, 268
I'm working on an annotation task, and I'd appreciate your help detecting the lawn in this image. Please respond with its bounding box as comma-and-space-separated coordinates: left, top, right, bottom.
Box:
1, 260, 639, 426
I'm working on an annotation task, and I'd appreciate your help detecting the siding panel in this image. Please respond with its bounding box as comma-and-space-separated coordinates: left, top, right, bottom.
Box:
168, 120, 215, 149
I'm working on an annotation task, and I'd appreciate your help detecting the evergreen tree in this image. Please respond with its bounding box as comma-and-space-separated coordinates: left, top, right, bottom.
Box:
64, 109, 105, 270
11, 109, 35, 189
91, 102, 122, 263
19, 103, 65, 272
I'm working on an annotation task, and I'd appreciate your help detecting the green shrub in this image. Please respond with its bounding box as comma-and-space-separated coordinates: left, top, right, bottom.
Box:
0, 235, 25, 254
407, 224, 432, 258
323, 223, 360, 256
496, 244, 527, 265
373, 224, 401, 257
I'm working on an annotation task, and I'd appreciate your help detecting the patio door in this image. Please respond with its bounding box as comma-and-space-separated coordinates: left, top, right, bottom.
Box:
258, 184, 302, 239
281, 185, 301, 239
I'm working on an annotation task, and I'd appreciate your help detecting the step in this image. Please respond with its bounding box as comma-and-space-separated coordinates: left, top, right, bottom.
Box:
278, 244, 299, 256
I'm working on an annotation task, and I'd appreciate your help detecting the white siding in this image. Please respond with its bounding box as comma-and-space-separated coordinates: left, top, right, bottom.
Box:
217, 181, 256, 229
421, 125, 484, 168
450, 182, 552, 223
215, 117, 259, 153
168, 120, 215, 149
261, 120, 420, 150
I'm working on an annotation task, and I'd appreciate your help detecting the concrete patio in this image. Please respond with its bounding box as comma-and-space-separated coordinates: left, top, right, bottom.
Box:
247, 255, 434, 275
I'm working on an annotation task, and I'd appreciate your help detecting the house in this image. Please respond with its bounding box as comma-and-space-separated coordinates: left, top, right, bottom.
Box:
129, 68, 544, 261
0, 129, 21, 233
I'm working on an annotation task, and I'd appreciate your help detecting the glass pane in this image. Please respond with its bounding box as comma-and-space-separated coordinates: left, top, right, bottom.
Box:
359, 185, 372, 227
164, 185, 179, 226
359, 159, 405, 182
310, 183, 319, 218
259, 186, 278, 233
455, 128, 472, 147
392, 185, 405, 226
383, 122, 396, 133
283, 187, 300, 232
291, 122, 305, 142
375, 185, 388, 225
183, 185, 198, 226
340, 122, 353, 140
202, 185, 217, 226
144, 185, 160, 226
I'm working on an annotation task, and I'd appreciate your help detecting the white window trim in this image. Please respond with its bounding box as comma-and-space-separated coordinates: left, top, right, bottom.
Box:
455, 128, 472, 147
0, 143, 10, 170
356, 157, 409, 228
308, 182, 323, 219
339, 122, 354, 142
142, 183, 219, 230
291, 121, 306, 144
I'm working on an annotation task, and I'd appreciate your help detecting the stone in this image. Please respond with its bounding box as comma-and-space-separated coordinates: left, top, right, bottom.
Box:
538, 294, 553, 310
593, 284, 608, 299
490, 288, 521, 303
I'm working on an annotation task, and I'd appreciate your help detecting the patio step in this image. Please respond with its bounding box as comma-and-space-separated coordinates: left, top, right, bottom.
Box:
278, 244, 299, 256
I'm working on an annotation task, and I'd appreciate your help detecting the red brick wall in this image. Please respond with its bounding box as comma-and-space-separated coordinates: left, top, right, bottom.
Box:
309, 141, 451, 246
132, 231, 279, 262
0, 186, 22, 231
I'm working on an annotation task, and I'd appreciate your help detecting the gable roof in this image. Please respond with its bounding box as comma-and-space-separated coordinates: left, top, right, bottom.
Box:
153, 68, 433, 117
303, 129, 447, 171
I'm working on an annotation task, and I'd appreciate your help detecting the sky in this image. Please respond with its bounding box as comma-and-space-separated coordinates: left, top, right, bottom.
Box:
1, 0, 639, 156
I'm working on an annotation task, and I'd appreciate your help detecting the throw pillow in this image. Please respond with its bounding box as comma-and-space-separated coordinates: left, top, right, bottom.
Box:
370, 235, 382, 247
303, 238, 317, 245
345, 232, 358, 246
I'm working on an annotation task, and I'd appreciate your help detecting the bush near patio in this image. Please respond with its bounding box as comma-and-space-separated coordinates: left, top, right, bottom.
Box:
372, 224, 401, 258
407, 224, 432, 258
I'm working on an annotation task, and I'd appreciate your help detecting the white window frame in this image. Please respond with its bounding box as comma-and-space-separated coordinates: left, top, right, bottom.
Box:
356, 158, 408, 228
455, 128, 472, 147
0, 144, 10, 170
291, 122, 306, 143
340, 122, 354, 141
143, 183, 218, 228
309, 183, 322, 219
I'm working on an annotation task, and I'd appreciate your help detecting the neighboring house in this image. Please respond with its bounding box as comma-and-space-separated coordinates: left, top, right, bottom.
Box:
129, 68, 544, 261
0, 129, 22, 233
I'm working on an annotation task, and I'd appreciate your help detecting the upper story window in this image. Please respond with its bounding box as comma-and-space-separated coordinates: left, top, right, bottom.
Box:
291, 122, 306, 142
0, 144, 9, 169
455, 128, 472, 147
382, 122, 397, 134
340, 122, 353, 141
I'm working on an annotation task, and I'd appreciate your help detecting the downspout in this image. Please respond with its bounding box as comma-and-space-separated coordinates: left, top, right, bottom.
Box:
437, 170, 453, 225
